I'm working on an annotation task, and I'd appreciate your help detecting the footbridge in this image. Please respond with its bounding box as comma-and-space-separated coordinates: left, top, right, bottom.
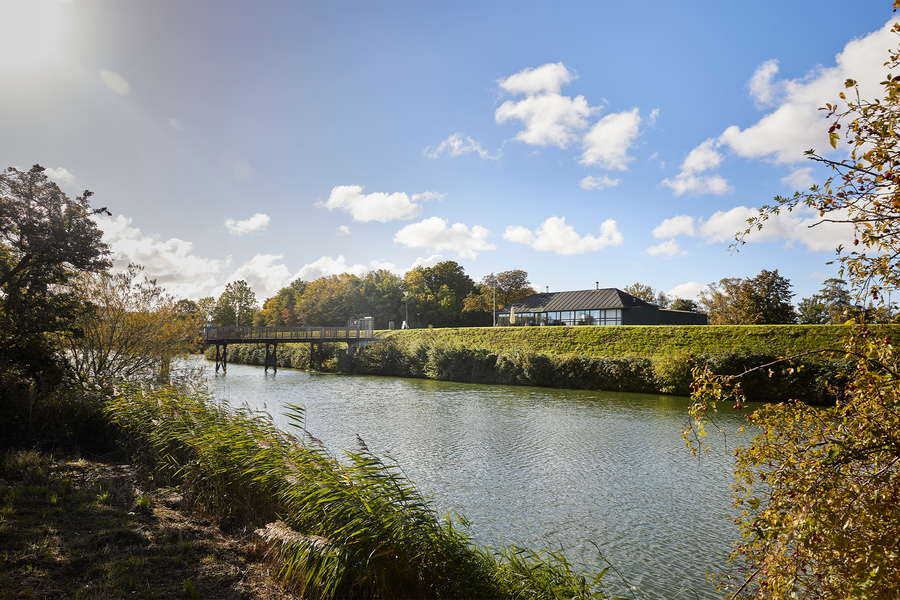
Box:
202, 325, 376, 374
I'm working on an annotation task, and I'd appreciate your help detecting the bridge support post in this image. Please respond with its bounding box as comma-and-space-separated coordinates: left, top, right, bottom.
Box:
264, 343, 278, 374
215, 343, 228, 375
310, 342, 321, 371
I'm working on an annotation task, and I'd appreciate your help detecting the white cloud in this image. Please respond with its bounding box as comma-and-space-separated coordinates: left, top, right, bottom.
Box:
293, 255, 369, 281
748, 59, 782, 108
680, 139, 724, 175
336, 225, 350, 235
407, 255, 443, 270
497, 62, 575, 95
424, 133, 500, 160
44, 167, 74, 186
658, 204, 856, 252
645, 238, 687, 258
660, 138, 731, 196
94, 214, 224, 300
394, 217, 495, 259
781, 167, 816, 189
809, 271, 830, 279
411, 191, 444, 203
369, 259, 400, 274
579, 174, 621, 190
100, 69, 132, 96
496, 93, 596, 148
652, 215, 696, 239
502, 216, 623, 255
169, 118, 183, 131
580, 108, 642, 170
226, 254, 292, 299
225, 213, 270, 235
718, 18, 900, 165
495, 62, 596, 148
661, 173, 732, 196
320, 185, 425, 222
667, 282, 708, 301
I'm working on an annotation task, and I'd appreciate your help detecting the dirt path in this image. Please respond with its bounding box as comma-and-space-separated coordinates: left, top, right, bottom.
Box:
0, 452, 294, 600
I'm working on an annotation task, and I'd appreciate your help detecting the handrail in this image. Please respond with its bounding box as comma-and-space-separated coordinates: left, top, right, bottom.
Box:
201, 325, 375, 342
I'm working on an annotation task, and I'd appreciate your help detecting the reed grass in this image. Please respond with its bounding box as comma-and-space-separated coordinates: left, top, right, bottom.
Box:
107, 384, 617, 599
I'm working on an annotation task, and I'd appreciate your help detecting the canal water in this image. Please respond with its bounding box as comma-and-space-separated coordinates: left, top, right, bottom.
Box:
197, 357, 748, 599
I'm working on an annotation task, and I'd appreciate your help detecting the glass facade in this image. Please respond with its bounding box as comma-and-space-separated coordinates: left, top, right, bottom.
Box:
497, 308, 622, 327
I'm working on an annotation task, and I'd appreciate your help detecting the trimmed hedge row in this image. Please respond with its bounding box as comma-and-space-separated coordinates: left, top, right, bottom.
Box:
206, 325, 878, 403
339, 337, 851, 403
378, 324, 854, 358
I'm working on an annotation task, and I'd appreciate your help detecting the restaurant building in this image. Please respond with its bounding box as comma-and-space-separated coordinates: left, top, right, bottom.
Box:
497, 288, 708, 326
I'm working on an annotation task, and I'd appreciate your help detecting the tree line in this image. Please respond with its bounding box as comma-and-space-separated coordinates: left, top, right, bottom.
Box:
183, 265, 868, 331
179, 266, 538, 329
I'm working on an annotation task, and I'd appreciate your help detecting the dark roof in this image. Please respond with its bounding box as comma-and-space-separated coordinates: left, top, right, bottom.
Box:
504, 288, 657, 313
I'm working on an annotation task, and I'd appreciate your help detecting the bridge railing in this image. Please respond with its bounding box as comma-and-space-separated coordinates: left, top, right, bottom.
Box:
202, 326, 375, 342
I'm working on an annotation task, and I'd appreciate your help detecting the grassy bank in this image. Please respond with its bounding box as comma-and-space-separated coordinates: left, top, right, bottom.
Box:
208, 325, 878, 403
378, 324, 855, 358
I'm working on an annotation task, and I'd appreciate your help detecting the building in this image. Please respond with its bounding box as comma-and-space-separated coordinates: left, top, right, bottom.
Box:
497, 288, 707, 326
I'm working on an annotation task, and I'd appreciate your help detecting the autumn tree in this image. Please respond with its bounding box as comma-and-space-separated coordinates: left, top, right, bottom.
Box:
798, 278, 854, 324
687, 21, 900, 598
61, 264, 200, 386
733, 269, 797, 324
359, 269, 404, 327
258, 279, 307, 326
295, 274, 363, 326
698, 277, 744, 324
797, 294, 830, 324
463, 269, 536, 314
404, 261, 481, 327
670, 297, 700, 312
213, 280, 258, 326
0, 165, 111, 380
623, 282, 671, 308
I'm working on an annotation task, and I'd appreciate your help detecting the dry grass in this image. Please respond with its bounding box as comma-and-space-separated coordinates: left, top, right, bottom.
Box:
0, 451, 292, 600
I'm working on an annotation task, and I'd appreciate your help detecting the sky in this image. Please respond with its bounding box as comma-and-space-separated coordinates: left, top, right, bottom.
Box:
1, 0, 897, 304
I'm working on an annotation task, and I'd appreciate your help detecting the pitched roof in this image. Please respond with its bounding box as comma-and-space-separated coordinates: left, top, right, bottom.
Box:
504, 288, 657, 313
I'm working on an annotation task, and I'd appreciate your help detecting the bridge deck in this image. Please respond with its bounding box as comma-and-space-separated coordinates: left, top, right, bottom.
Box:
202, 326, 375, 344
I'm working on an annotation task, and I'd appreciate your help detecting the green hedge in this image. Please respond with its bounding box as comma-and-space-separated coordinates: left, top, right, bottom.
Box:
206, 324, 887, 403
377, 324, 856, 358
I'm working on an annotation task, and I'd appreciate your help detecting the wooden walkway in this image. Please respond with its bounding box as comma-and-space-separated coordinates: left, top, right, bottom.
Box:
202, 326, 375, 374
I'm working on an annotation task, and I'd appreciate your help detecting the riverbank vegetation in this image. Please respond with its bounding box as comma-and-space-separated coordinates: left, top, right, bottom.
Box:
210, 324, 867, 403
1, 165, 614, 598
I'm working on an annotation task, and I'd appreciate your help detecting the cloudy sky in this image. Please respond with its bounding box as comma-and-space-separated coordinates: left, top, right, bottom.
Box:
1, 0, 895, 302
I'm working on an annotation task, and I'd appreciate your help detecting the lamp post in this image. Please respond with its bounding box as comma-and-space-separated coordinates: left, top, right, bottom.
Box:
492, 275, 496, 327
404, 291, 409, 329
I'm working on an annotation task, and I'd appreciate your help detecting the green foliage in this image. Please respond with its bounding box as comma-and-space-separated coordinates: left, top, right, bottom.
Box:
463, 269, 536, 314
0, 164, 111, 381
380, 324, 851, 360
216, 325, 858, 401
107, 384, 614, 599
700, 270, 797, 325
670, 297, 699, 312
213, 279, 258, 326
61, 264, 201, 387
623, 283, 670, 308
689, 26, 900, 598
404, 261, 484, 328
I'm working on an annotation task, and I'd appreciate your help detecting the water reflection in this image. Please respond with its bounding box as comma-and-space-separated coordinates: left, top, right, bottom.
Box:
198, 357, 745, 599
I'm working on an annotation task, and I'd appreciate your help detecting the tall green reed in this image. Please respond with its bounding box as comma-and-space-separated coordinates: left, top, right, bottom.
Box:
107, 384, 618, 599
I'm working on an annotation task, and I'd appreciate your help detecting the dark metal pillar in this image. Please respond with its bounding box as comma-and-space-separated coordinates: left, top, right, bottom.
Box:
215, 343, 228, 375
264, 343, 278, 374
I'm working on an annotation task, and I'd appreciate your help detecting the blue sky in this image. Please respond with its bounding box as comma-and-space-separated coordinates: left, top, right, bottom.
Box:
1, 0, 896, 304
